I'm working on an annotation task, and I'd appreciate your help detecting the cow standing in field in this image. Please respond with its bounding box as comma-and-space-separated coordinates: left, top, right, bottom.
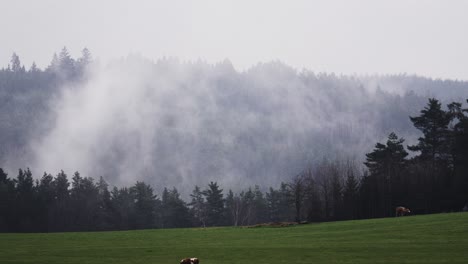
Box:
395, 206, 411, 217
180, 258, 199, 264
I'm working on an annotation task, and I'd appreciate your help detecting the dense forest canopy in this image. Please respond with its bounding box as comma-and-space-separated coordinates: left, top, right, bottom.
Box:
1, 49, 468, 232
1, 95, 468, 232
1, 48, 468, 194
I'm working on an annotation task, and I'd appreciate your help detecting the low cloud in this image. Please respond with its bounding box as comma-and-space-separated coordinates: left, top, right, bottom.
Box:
21, 56, 467, 194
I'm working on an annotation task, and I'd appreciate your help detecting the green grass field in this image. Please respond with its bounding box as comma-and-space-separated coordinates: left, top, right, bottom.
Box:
1, 213, 467, 264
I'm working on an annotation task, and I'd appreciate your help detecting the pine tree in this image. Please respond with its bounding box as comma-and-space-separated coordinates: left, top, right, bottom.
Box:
224, 189, 238, 226
47, 53, 60, 72
76, 48, 92, 78
77, 48, 92, 66
96, 176, 112, 230
110, 187, 136, 230
288, 174, 306, 223
365, 132, 408, 176
330, 173, 343, 220
266, 187, 281, 222
278, 182, 293, 221
303, 173, 322, 222
408, 98, 455, 212
70, 173, 99, 231
130, 181, 160, 229
37, 172, 55, 231
57, 46, 76, 79
189, 185, 207, 227
0, 169, 15, 231
15, 168, 36, 231
343, 169, 359, 220
449, 100, 468, 210
52, 170, 70, 231
29, 62, 40, 73
408, 98, 452, 165
252, 185, 268, 224
203, 182, 224, 226
240, 188, 255, 225
10, 53, 23, 73
161, 187, 191, 228
364, 133, 408, 217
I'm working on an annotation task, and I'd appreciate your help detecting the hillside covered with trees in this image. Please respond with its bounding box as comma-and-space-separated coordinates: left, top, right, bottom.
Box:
1, 49, 467, 232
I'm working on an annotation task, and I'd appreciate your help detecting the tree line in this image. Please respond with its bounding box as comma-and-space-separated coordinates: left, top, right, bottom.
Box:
0, 48, 91, 166
1, 49, 468, 232
3, 50, 468, 192
1, 97, 467, 232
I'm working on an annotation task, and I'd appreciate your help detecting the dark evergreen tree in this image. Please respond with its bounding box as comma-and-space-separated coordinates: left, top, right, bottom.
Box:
239, 188, 255, 225
130, 181, 160, 229
188, 185, 207, 227
161, 187, 191, 228
330, 173, 343, 220
303, 173, 322, 222
409, 99, 452, 163
70, 172, 99, 231
288, 174, 306, 223
110, 187, 136, 230
15, 168, 36, 231
449, 100, 468, 210
365, 133, 408, 176
343, 169, 359, 220
203, 182, 224, 226
358, 171, 379, 218
364, 132, 408, 217
95, 176, 113, 230
252, 185, 268, 224
408, 98, 454, 212
278, 182, 293, 221
265, 187, 282, 222
51, 170, 70, 231
0, 169, 14, 231
37, 172, 55, 231
224, 189, 238, 226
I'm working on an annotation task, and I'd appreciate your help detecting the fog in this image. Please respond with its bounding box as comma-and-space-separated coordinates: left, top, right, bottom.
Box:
2, 1, 468, 80
7, 55, 462, 194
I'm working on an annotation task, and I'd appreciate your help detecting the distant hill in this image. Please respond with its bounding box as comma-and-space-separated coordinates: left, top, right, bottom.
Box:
1, 56, 468, 192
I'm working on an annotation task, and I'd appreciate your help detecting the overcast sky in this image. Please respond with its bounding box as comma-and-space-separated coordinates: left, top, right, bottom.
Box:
1, 0, 467, 80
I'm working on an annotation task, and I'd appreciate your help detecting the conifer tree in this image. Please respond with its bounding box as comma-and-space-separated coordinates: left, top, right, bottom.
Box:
161, 187, 191, 228
408, 98, 452, 165
364, 133, 408, 216
343, 169, 359, 220
130, 181, 160, 229
189, 185, 207, 227
203, 182, 224, 226
10, 53, 22, 72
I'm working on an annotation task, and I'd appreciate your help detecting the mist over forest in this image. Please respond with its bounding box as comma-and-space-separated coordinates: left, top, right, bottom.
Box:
1, 48, 468, 194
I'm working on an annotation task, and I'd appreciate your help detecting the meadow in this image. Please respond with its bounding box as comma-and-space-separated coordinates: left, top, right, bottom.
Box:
1, 212, 467, 264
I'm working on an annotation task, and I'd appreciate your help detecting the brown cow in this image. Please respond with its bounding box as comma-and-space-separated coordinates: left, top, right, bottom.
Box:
180, 258, 199, 264
395, 206, 411, 217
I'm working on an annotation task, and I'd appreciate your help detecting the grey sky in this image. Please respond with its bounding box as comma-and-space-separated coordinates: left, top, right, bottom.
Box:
1, 0, 467, 80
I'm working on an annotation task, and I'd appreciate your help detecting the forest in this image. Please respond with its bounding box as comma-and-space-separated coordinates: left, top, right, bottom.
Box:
0, 49, 467, 232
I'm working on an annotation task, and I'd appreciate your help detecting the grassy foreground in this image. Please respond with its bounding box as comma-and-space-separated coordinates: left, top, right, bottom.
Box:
1, 213, 467, 264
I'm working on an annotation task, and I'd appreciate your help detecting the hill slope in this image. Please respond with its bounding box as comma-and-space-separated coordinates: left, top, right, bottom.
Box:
3, 59, 468, 192
1, 212, 467, 264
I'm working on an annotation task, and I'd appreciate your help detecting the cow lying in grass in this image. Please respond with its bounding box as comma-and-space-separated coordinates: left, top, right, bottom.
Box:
180, 258, 199, 264
395, 206, 411, 217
